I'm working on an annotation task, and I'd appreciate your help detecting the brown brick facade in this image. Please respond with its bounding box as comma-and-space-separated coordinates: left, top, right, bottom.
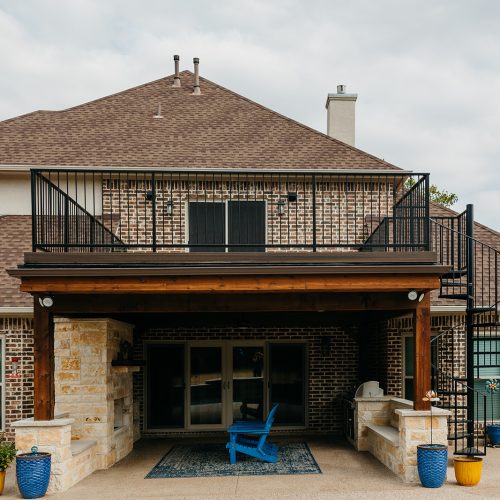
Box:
102, 178, 393, 250
0, 316, 34, 440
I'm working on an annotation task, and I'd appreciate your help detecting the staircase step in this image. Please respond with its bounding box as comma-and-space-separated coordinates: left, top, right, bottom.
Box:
455, 447, 486, 456
441, 270, 467, 279
472, 322, 500, 328
440, 281, 467, 287
448, 433, 471, 440
439, 293, 470, 300
470, 306, 497, 313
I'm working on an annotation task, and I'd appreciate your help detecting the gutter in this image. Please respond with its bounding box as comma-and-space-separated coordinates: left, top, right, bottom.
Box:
0, 164, 419, 175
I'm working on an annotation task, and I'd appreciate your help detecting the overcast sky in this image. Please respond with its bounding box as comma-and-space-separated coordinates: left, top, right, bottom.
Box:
1, 0, 499, 229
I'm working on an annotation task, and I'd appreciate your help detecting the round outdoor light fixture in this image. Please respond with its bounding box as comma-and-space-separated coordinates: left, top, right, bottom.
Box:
39, 296, 54, 308
407, 290, 418, 301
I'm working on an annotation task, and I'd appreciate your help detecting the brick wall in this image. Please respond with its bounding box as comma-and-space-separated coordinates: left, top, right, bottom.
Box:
382, 313, 467, 399
0, 316, 34, 440
133, 318, 360, 435
102, 178, 393, 250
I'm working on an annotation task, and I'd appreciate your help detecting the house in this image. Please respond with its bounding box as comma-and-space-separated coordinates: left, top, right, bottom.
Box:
0, 56, 498, 491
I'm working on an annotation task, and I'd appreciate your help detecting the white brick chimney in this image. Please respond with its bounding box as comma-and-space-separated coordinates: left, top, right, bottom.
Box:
325, 85, 357, 147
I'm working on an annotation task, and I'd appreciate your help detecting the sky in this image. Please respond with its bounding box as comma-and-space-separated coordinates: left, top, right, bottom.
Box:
1, 0, 499, 229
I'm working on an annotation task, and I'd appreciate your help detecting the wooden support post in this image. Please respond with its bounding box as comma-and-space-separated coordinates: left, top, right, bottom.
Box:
413, 293, 431, 411
33, 296, 55, 420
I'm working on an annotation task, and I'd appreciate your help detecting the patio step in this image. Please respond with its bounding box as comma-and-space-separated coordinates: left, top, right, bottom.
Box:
71, 439, 97, 456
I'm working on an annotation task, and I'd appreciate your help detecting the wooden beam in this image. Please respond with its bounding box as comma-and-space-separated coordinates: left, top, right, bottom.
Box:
19, 273, 441, 294
413, 294, 431, 411
49, 292, 418, 314
33, 296, 55, 420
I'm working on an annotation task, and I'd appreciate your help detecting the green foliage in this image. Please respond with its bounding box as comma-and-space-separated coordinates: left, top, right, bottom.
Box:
429, 185, 459, 207
0, 433, 16, 471
405, 178, 458, 207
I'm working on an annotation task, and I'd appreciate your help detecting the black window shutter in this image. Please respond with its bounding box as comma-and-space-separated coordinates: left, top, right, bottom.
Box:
228, 201, 266, 252
188, 202, 225, 252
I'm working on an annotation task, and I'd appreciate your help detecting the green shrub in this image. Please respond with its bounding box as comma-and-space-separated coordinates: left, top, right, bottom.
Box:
0, 433, 16, 471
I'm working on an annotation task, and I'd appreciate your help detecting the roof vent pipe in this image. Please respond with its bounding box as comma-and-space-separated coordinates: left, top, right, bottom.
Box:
337, 84, 346, 94
172, 55, 181, 87
192, 57, 201, 95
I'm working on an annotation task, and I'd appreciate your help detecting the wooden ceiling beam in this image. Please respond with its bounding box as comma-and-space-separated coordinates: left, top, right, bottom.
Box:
19, 273, 441, 294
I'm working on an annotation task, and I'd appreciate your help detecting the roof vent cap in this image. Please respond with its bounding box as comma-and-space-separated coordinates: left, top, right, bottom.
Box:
337, 84, 346, 94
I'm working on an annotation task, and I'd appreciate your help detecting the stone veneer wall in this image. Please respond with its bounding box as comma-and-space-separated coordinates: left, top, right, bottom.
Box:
134, 321, 359, 434
54, 318, 135, 469
0, 316, 34, 440
355, 396, 450, 483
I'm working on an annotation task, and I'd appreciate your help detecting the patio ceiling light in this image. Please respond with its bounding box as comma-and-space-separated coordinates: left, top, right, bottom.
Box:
407, 290, 426, 302
38, 296, 54, 308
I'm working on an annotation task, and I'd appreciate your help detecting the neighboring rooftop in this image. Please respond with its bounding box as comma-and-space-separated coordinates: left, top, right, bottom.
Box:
0, 216, 32, 307
0, 70, 399, 171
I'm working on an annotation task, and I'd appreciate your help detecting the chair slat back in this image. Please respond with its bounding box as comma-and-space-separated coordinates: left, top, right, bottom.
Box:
264, 403, 279, 430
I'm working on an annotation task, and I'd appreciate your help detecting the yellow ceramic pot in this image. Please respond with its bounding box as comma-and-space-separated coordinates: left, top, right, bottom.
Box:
454, 457, 483, 486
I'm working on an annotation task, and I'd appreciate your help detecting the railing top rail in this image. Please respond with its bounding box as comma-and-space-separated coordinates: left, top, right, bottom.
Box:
431, 217, 500, 254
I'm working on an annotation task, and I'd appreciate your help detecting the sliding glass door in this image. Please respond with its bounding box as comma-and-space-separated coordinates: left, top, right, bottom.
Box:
231, 345, 265, 422
189, 344, 225, 427
146, 341, 306, 431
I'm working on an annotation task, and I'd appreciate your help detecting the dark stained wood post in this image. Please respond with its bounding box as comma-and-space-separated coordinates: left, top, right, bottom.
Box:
413, 293, 431, 411
33, 296, 55, 420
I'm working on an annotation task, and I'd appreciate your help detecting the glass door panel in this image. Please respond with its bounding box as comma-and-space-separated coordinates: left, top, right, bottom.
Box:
269, 343, 306, 426
147, 344, 184, 428
189, 346, 224, 426
232, 346, 265, 422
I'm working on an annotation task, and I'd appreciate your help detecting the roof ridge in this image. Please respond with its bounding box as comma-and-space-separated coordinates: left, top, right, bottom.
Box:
197, 74, 401, 171
1, 72, 191, 123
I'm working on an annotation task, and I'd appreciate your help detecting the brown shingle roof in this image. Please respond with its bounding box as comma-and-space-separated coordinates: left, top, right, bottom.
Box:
0, 216, 32, 307
0, 71, 400, 171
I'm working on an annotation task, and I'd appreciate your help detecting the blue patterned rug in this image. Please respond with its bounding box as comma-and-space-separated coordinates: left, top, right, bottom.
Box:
145, 442, 321, 478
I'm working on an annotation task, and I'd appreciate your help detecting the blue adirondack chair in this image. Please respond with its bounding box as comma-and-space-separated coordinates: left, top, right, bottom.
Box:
226, 404, 279, 464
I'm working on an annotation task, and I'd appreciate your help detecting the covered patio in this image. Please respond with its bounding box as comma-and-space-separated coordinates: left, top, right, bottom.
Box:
8, 251, 451, 491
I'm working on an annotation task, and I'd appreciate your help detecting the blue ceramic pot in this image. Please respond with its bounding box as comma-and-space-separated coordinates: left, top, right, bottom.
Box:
16, 451, 51, 499
486, 424, 500, 445
417, 444, 448, 488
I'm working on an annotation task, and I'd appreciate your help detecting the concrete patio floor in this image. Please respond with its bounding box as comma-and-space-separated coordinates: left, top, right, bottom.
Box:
2, 438, 499, 499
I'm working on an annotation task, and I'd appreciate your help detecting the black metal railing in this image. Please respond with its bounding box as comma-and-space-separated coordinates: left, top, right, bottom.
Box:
31, 171, 123, 252
430, 207, 500, 456
31, 169, 430, 253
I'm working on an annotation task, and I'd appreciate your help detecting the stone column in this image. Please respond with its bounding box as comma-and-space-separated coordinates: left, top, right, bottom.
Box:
53, 318, 135, 469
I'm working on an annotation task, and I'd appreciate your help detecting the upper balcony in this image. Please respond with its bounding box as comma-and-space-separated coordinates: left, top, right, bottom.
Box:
30, 169, 430, 254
